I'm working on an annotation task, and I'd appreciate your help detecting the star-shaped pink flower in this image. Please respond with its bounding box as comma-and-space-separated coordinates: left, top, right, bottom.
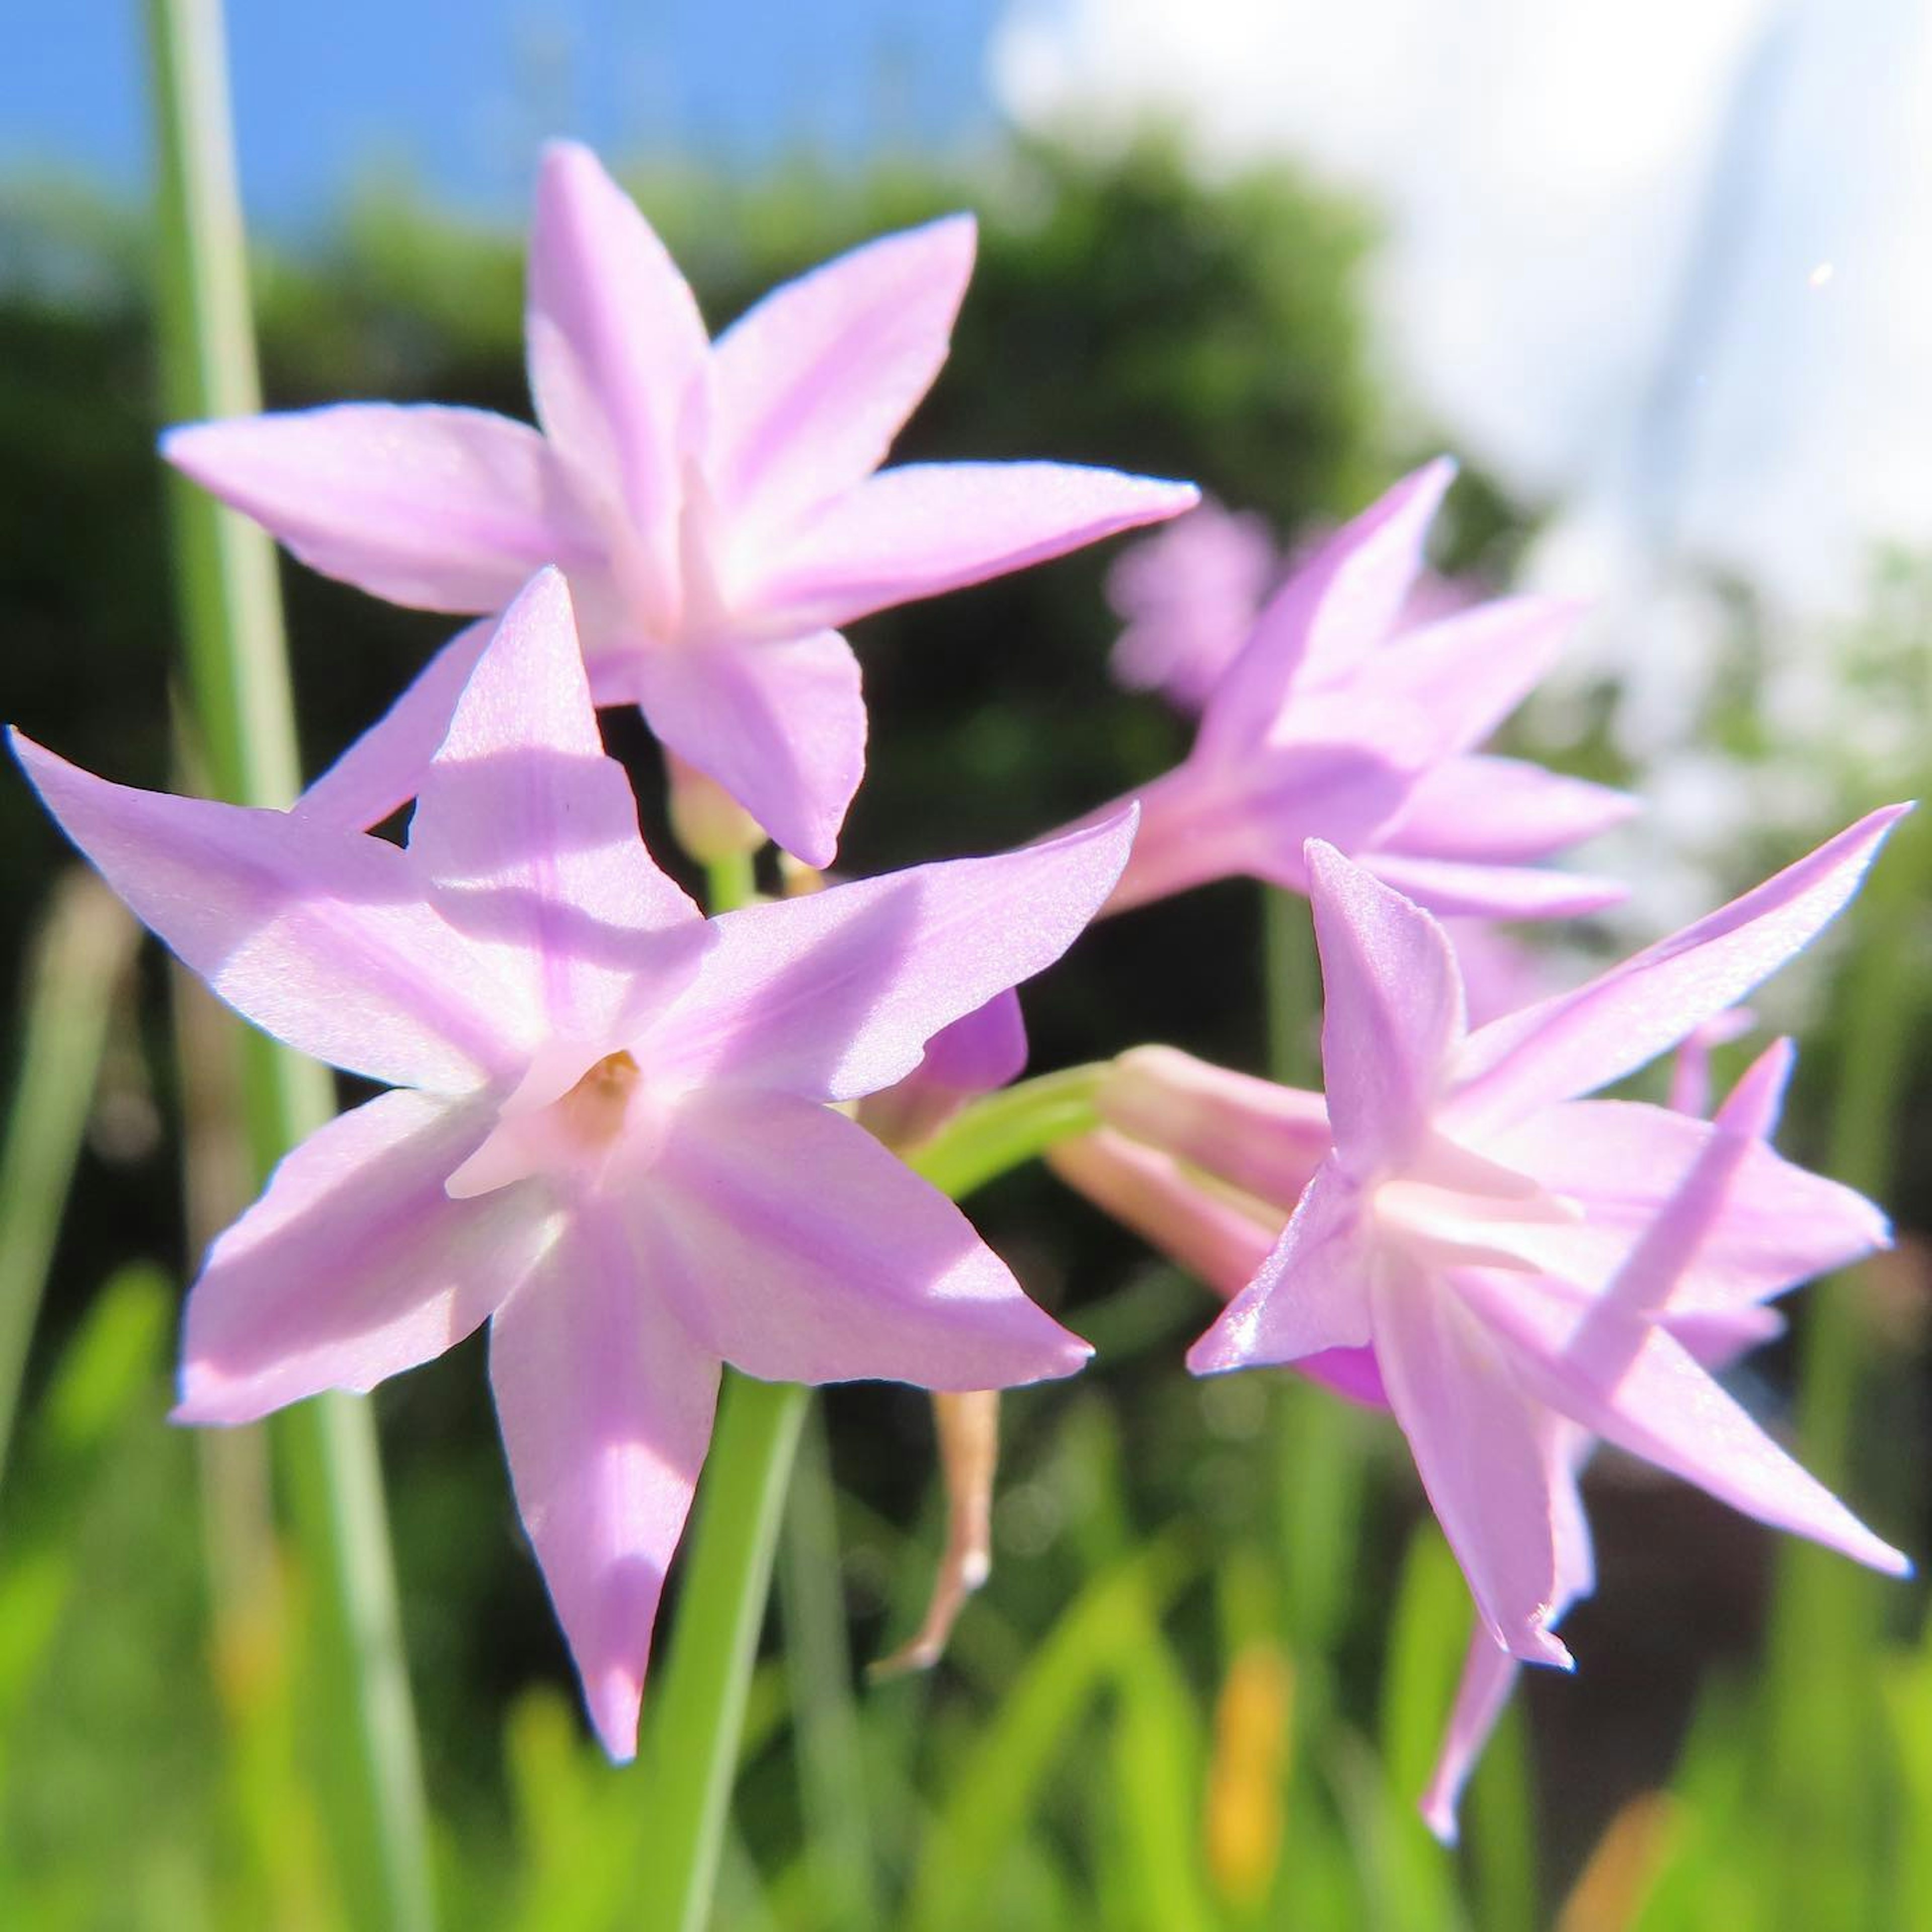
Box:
1189, 826, 1910, 1675
163, 142, 1197, 865
11, 569, 1136, 1758
1092, 462, 1635, 920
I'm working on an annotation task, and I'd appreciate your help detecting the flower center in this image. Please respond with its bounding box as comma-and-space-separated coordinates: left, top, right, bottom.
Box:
445, 1048, 657, 1201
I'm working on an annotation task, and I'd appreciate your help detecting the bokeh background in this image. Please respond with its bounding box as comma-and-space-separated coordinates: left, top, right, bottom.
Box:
3, 4, 1929, 1927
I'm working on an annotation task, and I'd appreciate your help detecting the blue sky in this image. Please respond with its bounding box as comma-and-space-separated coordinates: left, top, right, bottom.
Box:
7, 1, 1004, 231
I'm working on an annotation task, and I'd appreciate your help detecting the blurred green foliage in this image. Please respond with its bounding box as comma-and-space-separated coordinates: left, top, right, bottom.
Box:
1, 135, 1929, 1928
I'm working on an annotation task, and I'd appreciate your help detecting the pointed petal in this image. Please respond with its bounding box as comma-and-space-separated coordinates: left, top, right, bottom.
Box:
1465, 1271, 1910, 1575
1186, 1163, 1375, 1374
1666, 1010, 1763, 1119
295, 622, 493, 832
707, 214, 977, 537
859, 989, 1028, 1150
629, 628, 864, 868
1197, 460, 1454, 758
1049, 1128, 1276, 1301
175, 1090, 549, 1422
1420, 1631, 1520, 1845
645, 810, 1136, 1103
526, 141, 708, 551
1373, 756, 1638, 862
163, 406, 596, 612
1310, 596, 1581, 768
1451, 807, 1912, 1129
1307, 841, 1466, 1177
1482, 1097, 1888, 1311
12, 732, 526, 1090
1358, 851, 1629, 921
1422, 1423, 1592, 1841
1374, 1261, 1572, 1666
748, 461, 1199, 632
644, 1092, 1089, 1388
489, 1203, 721, 1760
409, 572, 705, 1042
1096, 1045, 1331, 1216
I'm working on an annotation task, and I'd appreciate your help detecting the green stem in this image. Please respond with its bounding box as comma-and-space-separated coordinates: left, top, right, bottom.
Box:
906, 1063, 1106, 1199
144, 4, 434, 1927
0, 876, 139, 1497
704, 849, 760, 916
640, 1372, 809, 1932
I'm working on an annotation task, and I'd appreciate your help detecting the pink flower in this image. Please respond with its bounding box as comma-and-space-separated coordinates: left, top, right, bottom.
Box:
1106, 497, 1277, 710
10, 569, 1136, 1759
1418, 1034, 1794, 1842
1091, 462, 1635, 920
1189, 827, 1910, 1682
164, 142, 1197, 866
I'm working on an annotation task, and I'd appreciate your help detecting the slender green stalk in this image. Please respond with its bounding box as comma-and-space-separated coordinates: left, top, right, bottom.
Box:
640, 1372, 809, 1932
0, 876, 139, 1496
144, 4, 434, 1926
906, 1063, 1106, 1199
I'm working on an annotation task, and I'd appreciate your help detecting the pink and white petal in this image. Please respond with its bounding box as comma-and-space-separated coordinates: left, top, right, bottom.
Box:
1048, 1129, 1277, 1302
706, 214, 977, 538
1466, 1272, 1910, 1575
13, 733, 527, 1090
747, 460, 1199, 632
1197, 460, 1454, 759
1486, 1098, 1888, 1310
1375, 1261, 1572, 1667
489, 1202, 721, 1760
409, 572, 705, 1041
860, 989, 1028, 1149
645, 809, 1136, 1103
1452, 806, 1912, 1129
163, 406, 597, 613
295, 621, 493, 832
1373, 756, 1638, 863
629, 628, 864, 868
642, 1092, 1089, 1389
176, 1089, 550, 1423
1421, 1421, 1592, 1841
526, 142, 709, 555
1357, 852, 1628, 922
1421, 1632, 1521, 1845
1097, 1045, 1331, 1217
1307, 841, 1466, 1178
1314, 596, 1581, 769
1187, 1163, 1376, 1374
1667, 1010, 1763, 1119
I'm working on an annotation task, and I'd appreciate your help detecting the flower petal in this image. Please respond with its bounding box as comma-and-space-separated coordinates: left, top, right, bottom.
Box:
1357, 852, 1629, 921
643, 1092, 1089, 1388
1310, 596, 1581, 769
706, 213, 977, 540
1307, 840, 1466, 1177
1373, 1260, 1572, 1667
1451, 806, 1912, 1130
628, 627, 865, 868
1197, 459, 1454, 758
489, 1201, 721, 1760
1096, 1046, 1331, 1216
526, 141, 709, 555
645, 809, 1136, 1103
163, 405, 595, 612
295, 621, 493, 832
409, 571, 706, 1043
748, 461, 1199, 633
1465, 1270, 1910, 1576
1481, 1097, 1888, 1311
12, 731, 525, 1090
1372, 756, 1637, 862
1186, 1163, 1376, 1374
175, 1089, 549, 1423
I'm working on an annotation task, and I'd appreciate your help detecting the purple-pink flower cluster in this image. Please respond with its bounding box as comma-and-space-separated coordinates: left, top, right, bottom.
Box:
12, 140, 1910, 1825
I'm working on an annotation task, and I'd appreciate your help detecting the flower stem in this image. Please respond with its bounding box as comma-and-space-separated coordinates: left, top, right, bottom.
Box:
640, 1371, 810, 1932
145, 4, 434, 1927
905, 1063, 1107, 1198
